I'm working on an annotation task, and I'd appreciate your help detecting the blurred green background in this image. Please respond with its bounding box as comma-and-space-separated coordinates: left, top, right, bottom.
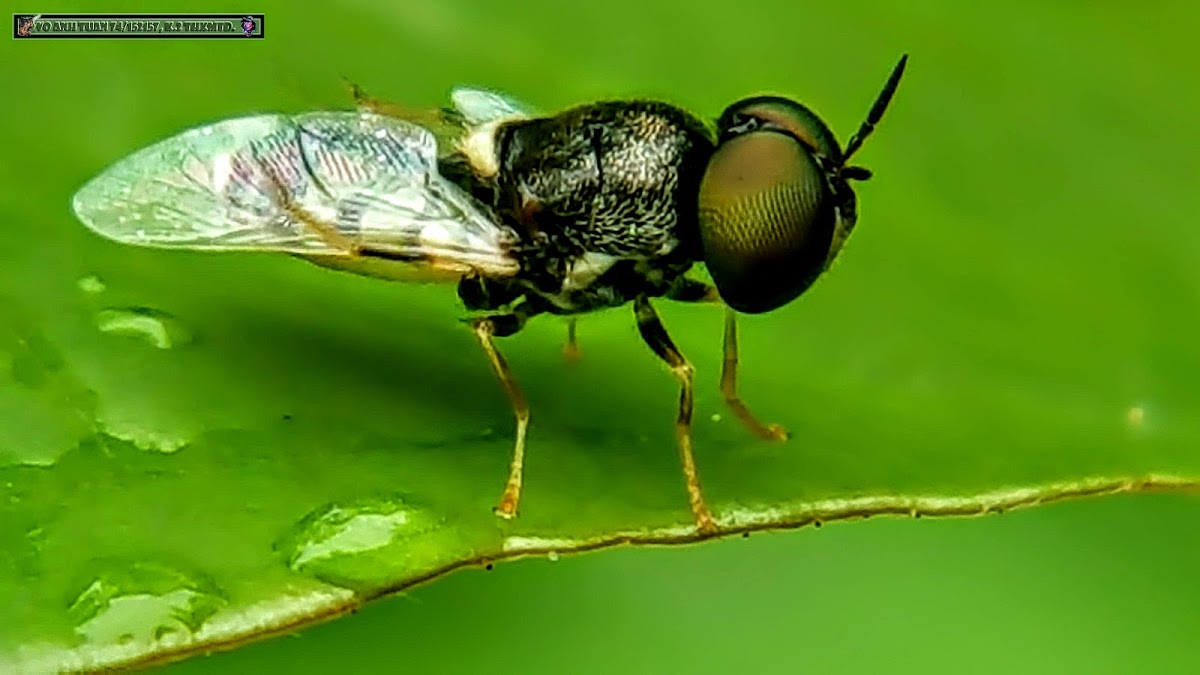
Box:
3, 0, 1198, 672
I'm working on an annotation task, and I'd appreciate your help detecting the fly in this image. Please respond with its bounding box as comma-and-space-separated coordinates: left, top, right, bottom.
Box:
72, 55, 908, 534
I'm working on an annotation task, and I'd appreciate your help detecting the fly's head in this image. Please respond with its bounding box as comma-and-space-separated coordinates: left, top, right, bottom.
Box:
695, 55, 908, 314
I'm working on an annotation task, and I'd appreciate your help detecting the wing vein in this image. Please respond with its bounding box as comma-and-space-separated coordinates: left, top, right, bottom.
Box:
72, 111, 521, 280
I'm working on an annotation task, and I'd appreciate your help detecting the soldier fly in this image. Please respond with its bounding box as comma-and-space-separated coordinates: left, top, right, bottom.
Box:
72, 55, 907, 534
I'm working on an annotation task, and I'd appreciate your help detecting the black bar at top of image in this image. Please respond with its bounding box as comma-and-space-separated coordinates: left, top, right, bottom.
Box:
13, 13, 265, 39
13, 13, 265, 19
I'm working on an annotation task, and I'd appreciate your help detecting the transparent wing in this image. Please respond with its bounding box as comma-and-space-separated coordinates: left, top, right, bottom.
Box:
72, 112, 521, 279
449, 87, 537, 127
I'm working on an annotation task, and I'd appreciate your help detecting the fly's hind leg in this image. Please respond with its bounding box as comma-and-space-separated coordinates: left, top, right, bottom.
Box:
469, 304, 540, 520
345, 80, 446, 127
633, 296, 717, 534
563, 318, 582, 364
666, 280, 788, 441
346, 79, 411, 117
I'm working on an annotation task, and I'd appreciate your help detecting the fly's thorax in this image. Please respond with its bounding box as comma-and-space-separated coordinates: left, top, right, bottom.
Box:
492, 100, 715, 262
453, 100, 717, 317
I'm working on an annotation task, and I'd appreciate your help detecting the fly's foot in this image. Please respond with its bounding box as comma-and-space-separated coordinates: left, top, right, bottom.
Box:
764, 423, 790, 442
723, 402, 790, 442
692, 503, 718, 535
562, 342, 582, 364
492, 471, 523, 520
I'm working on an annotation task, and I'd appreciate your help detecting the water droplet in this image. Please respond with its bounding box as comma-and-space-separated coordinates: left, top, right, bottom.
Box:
710, 413, 722, 422
68, 561, 227, 647
276, 494, 464, 591
100, 422, 189, 454
1126, 405, 1146, 428
77, 274, 106, 294
95, 307, 192, 349
547, 551, 559, 562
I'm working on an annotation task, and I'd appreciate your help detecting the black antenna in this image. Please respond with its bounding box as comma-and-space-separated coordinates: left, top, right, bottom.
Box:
841, 54, 908, 165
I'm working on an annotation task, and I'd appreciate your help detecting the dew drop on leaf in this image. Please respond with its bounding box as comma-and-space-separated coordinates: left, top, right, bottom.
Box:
94, 307, 192, 349
274, 494, 469, 592
67, 561, 227, 648
76, 274, 106, 295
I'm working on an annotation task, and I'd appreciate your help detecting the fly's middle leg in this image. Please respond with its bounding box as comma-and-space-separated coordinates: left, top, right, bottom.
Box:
633, 296, 717, 534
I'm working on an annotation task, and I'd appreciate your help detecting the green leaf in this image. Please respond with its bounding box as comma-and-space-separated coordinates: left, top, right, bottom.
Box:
2, 1, 1198, 671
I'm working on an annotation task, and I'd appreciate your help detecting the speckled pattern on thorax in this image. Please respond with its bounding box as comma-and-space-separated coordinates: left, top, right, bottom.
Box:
498, 102, 714, 258
471, 101, 716, 313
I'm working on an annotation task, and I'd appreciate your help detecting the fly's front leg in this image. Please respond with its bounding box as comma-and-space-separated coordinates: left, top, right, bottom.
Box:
633, 296, 717, 534
720, 307, 789, 441
666, 280, 788, 441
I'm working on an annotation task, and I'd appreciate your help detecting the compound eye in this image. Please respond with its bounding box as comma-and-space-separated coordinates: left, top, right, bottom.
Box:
697, 129, 837, 314
717, 96, 842, 160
